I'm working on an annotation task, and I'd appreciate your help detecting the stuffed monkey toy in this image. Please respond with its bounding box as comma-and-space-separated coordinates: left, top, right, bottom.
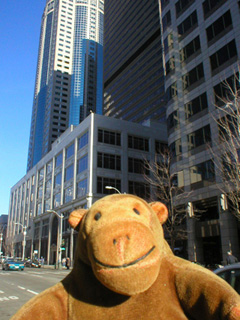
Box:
11, 194, 240, 319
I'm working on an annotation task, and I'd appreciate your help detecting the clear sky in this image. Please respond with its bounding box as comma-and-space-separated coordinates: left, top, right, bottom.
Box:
0, 1, 46, 214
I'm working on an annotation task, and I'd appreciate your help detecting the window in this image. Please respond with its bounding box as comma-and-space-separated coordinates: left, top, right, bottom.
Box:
64, 186, 73, 203
37, 203, 42, 216
180, 36, 200, 63
47, 161, 53, 175
38, 185, 43, 199
128, 158, 149, 175
54, 193, 61, 207
34, 222, 40, 239
203, 0, 225, 18
44, 198, 51, 212
98, 129, 121, 146
155, 141, 168, 154
170, 139, 182, 158
39, 168, 44, 181
167, 110, 179, 131
190, 160, 215, 189
97, 177, 121, 194
161, 0, 169, 9
214, 73, 240, 105
45, 178, 52, 194
177, 11, 198, 37
187, 125, 211, 151
54, 172, 62, 188
185, 92, 208, 120
165, 56, 175, 75
218, 114, 238, 142
128, 181, 150, 200
164, 33, 173, 54
206, 11, 232, 43
128, 135, 149, 151
175, 0, 195, 17
42, 219, 49, 237
77, 155, 88, 174
56, 153, 63, 167
162, 10, 171, 32
166, 81, 178, 100
182, 63, 204, 90
65, 164, 74, 181
210, 40, 237, 72
77, 179, 87, 197
97, 153, 121, 170
66, 144, 74, 159
78, 132, 88, 149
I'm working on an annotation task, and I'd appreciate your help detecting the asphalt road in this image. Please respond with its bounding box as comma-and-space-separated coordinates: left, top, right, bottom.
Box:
0, 266, 71, 319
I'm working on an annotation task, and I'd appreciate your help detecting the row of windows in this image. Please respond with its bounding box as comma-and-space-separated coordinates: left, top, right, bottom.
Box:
182, 63, 204, 90
168, 92, 208, 131
210, 40, 237, 72
163, 0, 225, 36
97, 177, 150, 200
187, 124, 211, 151
53, 178, 88, 208
164, 6, 232, 60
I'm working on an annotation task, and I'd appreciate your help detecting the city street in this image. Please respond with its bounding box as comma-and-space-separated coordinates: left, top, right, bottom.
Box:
0, 267, 70, 319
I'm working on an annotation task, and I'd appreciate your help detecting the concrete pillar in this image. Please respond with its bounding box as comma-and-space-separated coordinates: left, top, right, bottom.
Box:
219, 210, 240, 263
187, 217, 204, 264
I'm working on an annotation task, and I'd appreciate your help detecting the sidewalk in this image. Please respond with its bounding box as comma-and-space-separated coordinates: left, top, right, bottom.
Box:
42, 264, 71, 270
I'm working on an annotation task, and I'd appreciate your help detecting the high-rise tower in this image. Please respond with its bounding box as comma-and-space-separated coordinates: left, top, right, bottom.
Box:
103, 0, 166, 123
160, 0, 240, 263
27, 0, 104, 171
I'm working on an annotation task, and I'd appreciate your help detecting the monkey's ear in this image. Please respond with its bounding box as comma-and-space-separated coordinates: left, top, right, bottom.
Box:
68, 209, 88, 230
149, 202, 168, 225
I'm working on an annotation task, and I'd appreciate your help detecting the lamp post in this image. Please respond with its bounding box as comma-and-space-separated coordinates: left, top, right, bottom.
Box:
14, 223, 27, 261
105, 186, 121, 194
0, 233, 3, 261
47, 210, 64, 269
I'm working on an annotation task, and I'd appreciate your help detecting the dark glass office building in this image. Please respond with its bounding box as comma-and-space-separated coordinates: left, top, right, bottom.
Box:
103, 0, 166, 123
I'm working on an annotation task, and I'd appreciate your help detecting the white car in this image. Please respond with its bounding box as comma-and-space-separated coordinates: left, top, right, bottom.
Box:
214, 263, 240, 294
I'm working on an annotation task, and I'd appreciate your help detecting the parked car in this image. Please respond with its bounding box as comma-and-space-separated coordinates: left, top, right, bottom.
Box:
214, 263, 240, 294
25, 259, 41, 268
2, 258, 24, 271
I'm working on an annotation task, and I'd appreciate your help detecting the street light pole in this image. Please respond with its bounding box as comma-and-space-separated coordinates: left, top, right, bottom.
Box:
105, 186, 121, 194
47, 210, 64, 269
0, 233, 3, 260
14, 223, 27, 261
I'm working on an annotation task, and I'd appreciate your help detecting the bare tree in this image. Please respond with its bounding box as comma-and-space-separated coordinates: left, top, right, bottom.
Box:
144, 147, 193, 251
210, 70, 240, 220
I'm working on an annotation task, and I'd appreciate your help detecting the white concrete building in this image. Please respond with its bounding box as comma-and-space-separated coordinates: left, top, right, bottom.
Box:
7, 114, 167, 265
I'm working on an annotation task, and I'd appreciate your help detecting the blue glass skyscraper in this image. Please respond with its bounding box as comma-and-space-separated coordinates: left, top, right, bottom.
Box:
27, 0, 104, 171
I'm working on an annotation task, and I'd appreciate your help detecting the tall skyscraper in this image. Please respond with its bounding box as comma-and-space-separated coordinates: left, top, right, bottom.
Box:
103, 0, 166, 123
27, 0, 104, 171
160, 0, 240, 263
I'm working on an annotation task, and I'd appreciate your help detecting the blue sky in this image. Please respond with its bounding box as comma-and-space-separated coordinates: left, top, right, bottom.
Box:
0, 1, 46, 214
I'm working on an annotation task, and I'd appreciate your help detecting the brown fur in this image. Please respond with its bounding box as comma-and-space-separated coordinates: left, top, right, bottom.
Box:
11, 194, 240, 319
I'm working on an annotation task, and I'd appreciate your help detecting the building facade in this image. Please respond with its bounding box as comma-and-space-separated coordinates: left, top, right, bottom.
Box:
7, 114, 167, 265
103, 0, 166, 123
160, 0, 240, 264
27, 0, 104, 172
0, 215, 8, 258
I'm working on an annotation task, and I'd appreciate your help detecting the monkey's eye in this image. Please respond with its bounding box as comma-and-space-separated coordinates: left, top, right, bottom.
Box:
94, 212, 102, 221
133, 208, 140, 215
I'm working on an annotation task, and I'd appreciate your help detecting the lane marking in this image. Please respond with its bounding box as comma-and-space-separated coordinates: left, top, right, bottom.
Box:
27, 289, 38, 295
18, 286, 26, 290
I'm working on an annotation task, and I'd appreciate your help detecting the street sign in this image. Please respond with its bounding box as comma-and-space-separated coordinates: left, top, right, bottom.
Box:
60, 248, 65, 251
